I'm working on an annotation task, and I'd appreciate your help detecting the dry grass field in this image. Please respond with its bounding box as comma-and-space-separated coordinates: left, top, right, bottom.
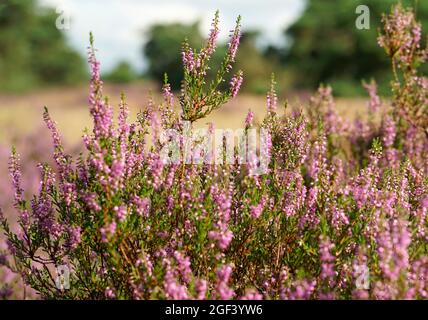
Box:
0, 82, 371, 148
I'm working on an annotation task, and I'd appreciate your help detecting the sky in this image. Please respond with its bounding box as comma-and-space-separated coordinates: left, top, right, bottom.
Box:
40, 0, 305, 72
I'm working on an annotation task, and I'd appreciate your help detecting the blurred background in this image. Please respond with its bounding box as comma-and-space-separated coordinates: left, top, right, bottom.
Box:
0, 0, 427, 145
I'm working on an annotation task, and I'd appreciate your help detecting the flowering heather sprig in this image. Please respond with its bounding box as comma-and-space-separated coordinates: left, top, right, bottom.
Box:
240, 289, 263, 300
245, 110, 254, 128
8, 148, 23, 209
382, 116, 396, 148
201, 10, 220, 59
320, 237, 335, 285
162, 84, 173, 106
378, 5, 428, 136
215, 265, 235, 300
87, 33, 114, 140
363, 80, 382, 113
182, 47, 196, 74
285, 279, 317, 300
266, 74, 278, 113
352, 249, 370, 300
105, 287, 116, 299
378, 4, 425, 67
195, 279, 208, 300
230, 71, 243, 98
163, 266, 189, 300
227, 16, 242, 64
174, 251, 192, 284
250, 202, 264, 219
180, 13, 242, 123
131, 195, 150, 217
318, 236, 335, 299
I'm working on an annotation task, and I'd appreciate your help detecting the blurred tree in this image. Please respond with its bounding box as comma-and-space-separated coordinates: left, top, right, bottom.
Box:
283, 0, 428, 96
104, 61, 138, 83
235, 30, 288, 94
143, 23, 287, 94
0, 0, 86, 92
144, 22, 203, 89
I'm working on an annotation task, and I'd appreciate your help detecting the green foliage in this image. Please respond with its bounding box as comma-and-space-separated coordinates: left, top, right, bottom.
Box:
235, 31, 286, 94
0, 0, 86, 92
144, 22, 204, 90
284, 0, 428, 96
104, 61, 138, 83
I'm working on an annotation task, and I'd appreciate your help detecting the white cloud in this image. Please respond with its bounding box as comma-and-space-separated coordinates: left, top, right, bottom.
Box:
40, 0, 304, 72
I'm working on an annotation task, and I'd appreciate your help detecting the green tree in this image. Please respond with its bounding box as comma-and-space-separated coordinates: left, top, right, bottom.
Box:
235, 30, 286, 94
144, 22, 203, 89
0, 0, 86, 92
104, 61, 138, 83
284, 0, 428, 95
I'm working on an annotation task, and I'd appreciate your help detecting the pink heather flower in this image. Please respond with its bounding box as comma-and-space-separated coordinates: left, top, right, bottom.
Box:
131, 196, 150, 217
319, 237, 335, 281
105, 287, 116, 299
83, 192, 101, 212
319, 236, 335, 299
363, 80, 382, 112
88, 41, 114, 140
409, 257, 428, 299
164, 269, 189, 300
174, 251, 192, 284
162, 82, 174, 106
415, 196, 428, 240
230, 71, 243, 98
136, 255, 154, 286
250, 201, 264, 219
100, 221, 117, 243
308, 136, 327, 183
299, 186, 319, 230
43, 108, 72, 182
8, 149, 23, 209
67, 226, 81, 250
63, 182, 76, 207
286, 279, 317, 300
208, 228, 234, 250
382, 116, 396, 148
245, 110, 254, 127
215, 265, 235, 300
182, 49, 195, 73
266, 76, 278, 113
227, 16, 241, 65
352, 249, 370, 299
378, 5, 422, 66
377, 218, 411, 285
32, 169, 62, 238
148, 154, 164, 190
195, 279, 207, 300
164, 165, 178, 189
202, 11, 220, 59
109, 158, 125, 191
240, 289, 263, 300
114, 205, 127, 222
329, 205, 349, 232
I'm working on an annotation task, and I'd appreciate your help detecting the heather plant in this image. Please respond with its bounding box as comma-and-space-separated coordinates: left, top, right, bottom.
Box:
0, 6, 427, 300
